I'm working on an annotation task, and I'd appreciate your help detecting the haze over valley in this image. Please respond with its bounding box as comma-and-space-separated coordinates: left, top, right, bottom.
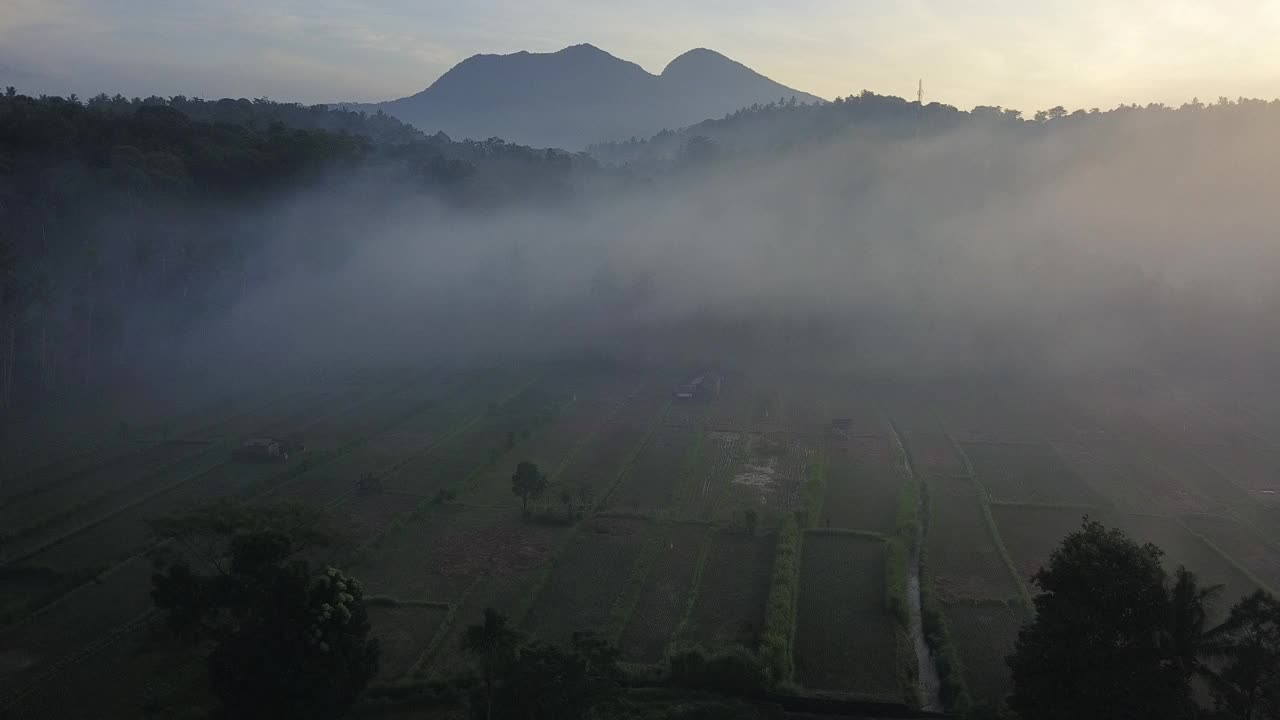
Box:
2, 11, 1280, 720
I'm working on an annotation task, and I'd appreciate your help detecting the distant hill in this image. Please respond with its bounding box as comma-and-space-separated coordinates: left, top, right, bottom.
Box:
340, 44, 823, 149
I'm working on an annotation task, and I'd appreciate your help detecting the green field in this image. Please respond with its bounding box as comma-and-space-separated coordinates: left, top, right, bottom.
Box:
678, 530, 775, 651
944, 602, 1024, 707
823, 434, 902, 534
926, 477, 1021, 603
6, 366, 1280, 718
962, 441, 1103, 506
609, 425, 699, 513
617, 523, 707, 663
367, 604, 451, 680
794, 532, 903, 698
521, 517, 652, 644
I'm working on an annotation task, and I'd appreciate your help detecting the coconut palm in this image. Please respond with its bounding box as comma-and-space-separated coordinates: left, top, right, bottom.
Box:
1200, 590, 1280, 720
462, 608, 523, 720
1163, 566, 1223, 682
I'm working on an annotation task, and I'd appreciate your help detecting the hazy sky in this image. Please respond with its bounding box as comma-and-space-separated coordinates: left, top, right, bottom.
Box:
3, 0, 1278, 112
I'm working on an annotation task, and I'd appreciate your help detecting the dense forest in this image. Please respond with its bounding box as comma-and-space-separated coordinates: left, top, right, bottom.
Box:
0, 89, 600, 414
589, 90, 1280, 167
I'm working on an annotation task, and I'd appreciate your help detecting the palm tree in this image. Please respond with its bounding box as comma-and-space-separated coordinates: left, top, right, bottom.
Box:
461, 608, 523, 720
1163, 566, 1222, 683
1199, 590, 1280, 720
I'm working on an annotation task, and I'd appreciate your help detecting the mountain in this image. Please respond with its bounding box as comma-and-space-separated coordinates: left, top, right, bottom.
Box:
341, 44, 823, 149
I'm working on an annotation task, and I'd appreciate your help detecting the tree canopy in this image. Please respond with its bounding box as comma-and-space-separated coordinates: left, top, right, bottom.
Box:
511, 460, 548, 513
149, 504, 378, 719
1007, 519, 1196, 720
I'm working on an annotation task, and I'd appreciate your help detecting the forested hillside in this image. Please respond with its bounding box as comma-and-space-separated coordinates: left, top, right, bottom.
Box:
5, 85, 1280, 419
589, 90, 1280, 167
0, 89, 600, 413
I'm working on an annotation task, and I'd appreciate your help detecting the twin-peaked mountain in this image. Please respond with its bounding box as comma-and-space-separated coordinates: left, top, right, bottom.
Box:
343, 44, 823, 149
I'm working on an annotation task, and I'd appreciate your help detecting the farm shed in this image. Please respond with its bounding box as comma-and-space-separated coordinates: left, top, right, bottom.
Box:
675, 371, 722, 400
232, 437, 287, 461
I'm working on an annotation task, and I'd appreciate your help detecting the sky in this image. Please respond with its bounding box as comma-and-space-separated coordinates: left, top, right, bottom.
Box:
3, 0, 1279, 113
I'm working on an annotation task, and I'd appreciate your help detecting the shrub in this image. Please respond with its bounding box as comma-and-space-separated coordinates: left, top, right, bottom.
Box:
794, 455, 827, 529
760, 514, 802, 682
884, 538, 909, 627
668, 646, 769, 694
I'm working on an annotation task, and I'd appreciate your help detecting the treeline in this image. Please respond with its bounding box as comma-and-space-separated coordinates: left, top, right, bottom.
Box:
587, 89, 1280, 167
0, 88, 600, 413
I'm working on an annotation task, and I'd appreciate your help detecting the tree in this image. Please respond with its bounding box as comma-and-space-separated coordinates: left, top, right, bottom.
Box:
679, 135, 719, 168
1162, 566, 1221, 685
150, 514, 378, 719
462, 608, 524, 720
560, 488, 574, 520
1007, 519, 1192, 720
576, 484, 594, 512
1204, 590, 1280, 720
511, 461, 547, 513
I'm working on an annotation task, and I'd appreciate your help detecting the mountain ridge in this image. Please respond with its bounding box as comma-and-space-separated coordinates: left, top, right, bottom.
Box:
339, 44, 823, 149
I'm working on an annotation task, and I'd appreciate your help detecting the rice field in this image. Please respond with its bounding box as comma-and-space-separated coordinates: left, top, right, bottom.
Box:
963, 442, 1103, 507
367, 604, 450, 679
8, 366, 1280, 718
521, 517, 651, 645
944, 602, 1023, 708
608, 425, 699, 513
712, 433, 818, 528
794, 532, 901, 699
822, 435, 902, 534
678, 531, 774, 651
926, 477, 1021, 603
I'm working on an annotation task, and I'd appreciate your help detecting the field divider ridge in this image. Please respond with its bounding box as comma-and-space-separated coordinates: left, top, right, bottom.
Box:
942, 426, 1035, 614
667, 525, 716, 654
512, 393, 671, 627
406, 576, 482, 678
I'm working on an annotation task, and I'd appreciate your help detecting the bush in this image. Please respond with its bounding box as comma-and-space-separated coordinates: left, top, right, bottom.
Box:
794, 455, 827, 529
668, 646, 769, 695
760, 514, 802, 682
884, 538, 909, 627
921, 590, 972, 712
894, 477, 920, 549
362, 677, 468, 707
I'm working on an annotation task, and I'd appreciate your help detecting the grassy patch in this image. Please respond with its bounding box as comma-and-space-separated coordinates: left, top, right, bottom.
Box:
760, 514, 802, 682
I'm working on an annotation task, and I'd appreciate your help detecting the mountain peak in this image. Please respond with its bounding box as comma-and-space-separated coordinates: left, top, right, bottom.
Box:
662, 48, 736, 75
364, 44, 822, 148
556, 43, 607, 55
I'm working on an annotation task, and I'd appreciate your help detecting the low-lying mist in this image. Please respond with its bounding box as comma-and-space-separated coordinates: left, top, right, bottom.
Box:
188, 108, 1280, 387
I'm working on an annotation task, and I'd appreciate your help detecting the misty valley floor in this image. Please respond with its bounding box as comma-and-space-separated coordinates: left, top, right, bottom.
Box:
2, 362, 1279, 717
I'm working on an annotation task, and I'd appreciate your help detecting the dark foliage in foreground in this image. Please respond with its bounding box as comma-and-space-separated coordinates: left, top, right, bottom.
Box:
150, 506, 378, 719
1008, 519, 1280, 720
